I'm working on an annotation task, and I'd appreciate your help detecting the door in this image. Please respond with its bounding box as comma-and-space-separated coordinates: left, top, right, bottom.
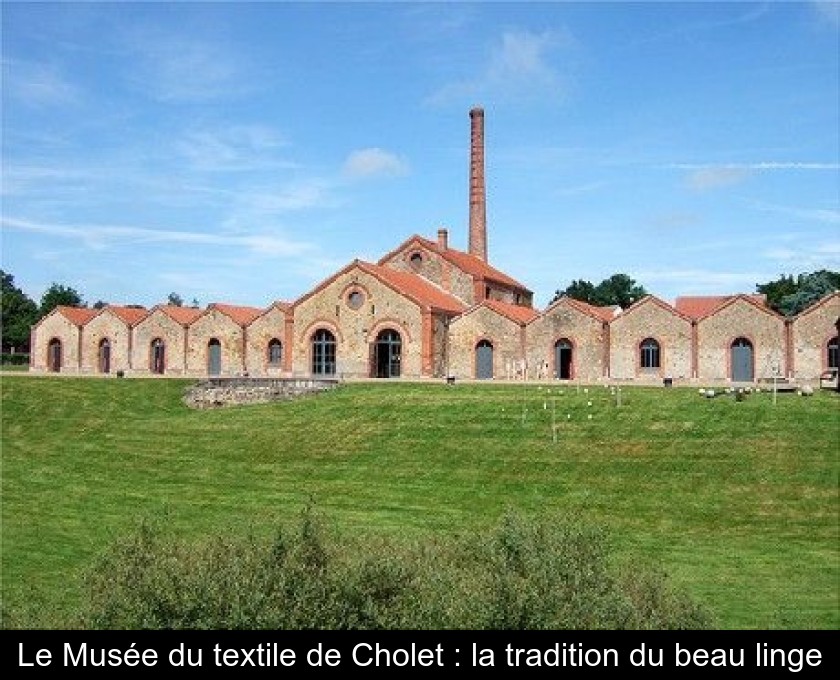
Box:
374, 329, 401, 378
48, 339, 62, 372
476, 340, 493, 380
151, 339, 165, 374
555, 339, 572, 379
207, 339, 222, 376
731, 338, 753, 382
99, 339, 111, 374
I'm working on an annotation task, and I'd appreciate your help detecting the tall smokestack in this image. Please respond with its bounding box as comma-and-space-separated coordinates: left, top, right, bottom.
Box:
468, 106, 487, 262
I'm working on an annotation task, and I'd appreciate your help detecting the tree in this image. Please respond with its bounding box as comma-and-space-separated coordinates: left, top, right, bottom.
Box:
551, 274, 648, 309
39, 283, 84, 318
1, 270, 39, 352
92, 300, 108, 310
757, 270, 840, 316
167, 292, 184, 307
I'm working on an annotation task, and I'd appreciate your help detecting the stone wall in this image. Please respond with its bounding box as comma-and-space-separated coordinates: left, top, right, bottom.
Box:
184, 378, 339, 409
186, 309, 246, 376
245, 305, 289, 376
525, 299, 607, 382
292, 266, 423, 378
448, 305, 523, 379
609, 298, 692, 382
791, 293, 840, 381
697, 298, 786, 381
131, 309, 188, 375
80, 310, 132, 374
382, 244, 476, 304
30, 311, 81, 373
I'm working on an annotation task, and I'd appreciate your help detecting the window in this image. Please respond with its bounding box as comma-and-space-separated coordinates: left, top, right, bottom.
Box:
409, 252, 423, 270
150, 338, 165, 374
347, 290, 364, 310
828, 336, 839, 370
640, 338, 660, 370
268, 338, 283, 365
312, 329, 336, 376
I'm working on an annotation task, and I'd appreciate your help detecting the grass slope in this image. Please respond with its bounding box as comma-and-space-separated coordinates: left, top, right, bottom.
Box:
1, 376, 837, 628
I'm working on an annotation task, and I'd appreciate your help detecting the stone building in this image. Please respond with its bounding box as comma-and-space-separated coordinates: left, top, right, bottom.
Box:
28, 108, 839, 385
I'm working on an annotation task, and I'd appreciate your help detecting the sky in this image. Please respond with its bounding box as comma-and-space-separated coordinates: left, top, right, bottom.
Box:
2, 1, 838, 310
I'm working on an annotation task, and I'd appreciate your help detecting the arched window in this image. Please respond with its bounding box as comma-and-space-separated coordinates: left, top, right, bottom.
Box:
47, 338, 62, 373
640, 338, 660, 370
150, 338, 165, 374
267, 338, 283, 365
827, 336, 839, 370
312, 329, 336, 376
207, 338, 222, 376
374, 329, 401, 378
98, 338, 111, 374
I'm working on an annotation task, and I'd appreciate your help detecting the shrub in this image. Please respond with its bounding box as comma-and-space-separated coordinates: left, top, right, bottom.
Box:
1, 353, 29, 365
81, 506, 713, 630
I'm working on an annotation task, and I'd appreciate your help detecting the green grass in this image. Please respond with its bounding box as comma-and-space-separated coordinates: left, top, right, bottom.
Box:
1, 375, 837, 628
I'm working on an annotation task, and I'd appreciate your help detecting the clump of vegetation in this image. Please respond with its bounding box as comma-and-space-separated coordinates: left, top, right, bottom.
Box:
80, 505, 711, 630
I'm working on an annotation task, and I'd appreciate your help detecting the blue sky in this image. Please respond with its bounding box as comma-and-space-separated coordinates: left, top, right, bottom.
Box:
2, 1, 838, 309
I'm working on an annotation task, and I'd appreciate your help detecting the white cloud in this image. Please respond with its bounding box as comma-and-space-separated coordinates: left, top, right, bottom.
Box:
176, 125, 293, 172
810, 0, 840, 26
1, 216, 314, 258
762, 241, 840, 270
3, 60, 79, 107
752, 201, 840, 225
426, 28, 574, 106
342, 148, 409, 180
685, 166, 752, 191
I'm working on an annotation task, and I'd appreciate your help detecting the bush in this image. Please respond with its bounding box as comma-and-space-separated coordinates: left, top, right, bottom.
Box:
81, 506, 713, 630
1, 353, 29, 366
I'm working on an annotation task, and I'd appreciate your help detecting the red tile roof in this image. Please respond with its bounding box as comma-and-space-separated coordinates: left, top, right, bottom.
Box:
158, 305, 204, 325
209, 303, 264, 326
546, 296, 616, 322
675, 294, 767, 320
380, 235, 531, 293
105, 305, 148, 325
56, 306, 98, 326
482, 298, 539, 324
359, 262, 467, 314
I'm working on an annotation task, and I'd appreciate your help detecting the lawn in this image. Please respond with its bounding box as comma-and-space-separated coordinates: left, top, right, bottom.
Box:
1, 375, 837, 628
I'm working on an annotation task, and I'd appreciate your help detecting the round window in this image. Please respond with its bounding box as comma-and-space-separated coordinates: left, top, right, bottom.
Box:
347, 291, 365, 310
409, 252, 423, 269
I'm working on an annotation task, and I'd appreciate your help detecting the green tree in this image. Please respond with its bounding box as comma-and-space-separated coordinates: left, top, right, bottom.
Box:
1, 270, 39, 352
167, 292, 184, 307
593, 273, 648, 309
39, 283, 85, 318
757, 270, 840, 316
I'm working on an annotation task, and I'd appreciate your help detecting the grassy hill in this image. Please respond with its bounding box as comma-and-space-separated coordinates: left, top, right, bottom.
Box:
1, 375, 837, 628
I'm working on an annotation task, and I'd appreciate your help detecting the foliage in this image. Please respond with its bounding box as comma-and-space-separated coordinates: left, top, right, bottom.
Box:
1, 353, 30, 365
39, 283, 84, 318
167, 292, 184, 307
551, 273, 647, 308
79, 506, 711, 630
1, 270, 38, 351
757, 269, 840, 316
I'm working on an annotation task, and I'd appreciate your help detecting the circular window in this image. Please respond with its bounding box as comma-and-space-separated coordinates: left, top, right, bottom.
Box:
347, 290, 365, 310
409, 252, 423, 269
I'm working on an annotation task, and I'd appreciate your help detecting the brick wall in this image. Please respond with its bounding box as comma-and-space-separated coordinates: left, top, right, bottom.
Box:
81, 311, 132, 374
791, 293, 840, 381
131, 310, 188, 375
449, 306, 523, 379
186, 309, 246, 376
245, 306, 289, 376
30, 312, 80, 373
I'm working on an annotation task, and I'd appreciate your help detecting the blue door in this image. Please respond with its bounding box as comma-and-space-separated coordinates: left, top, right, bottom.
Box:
208, 339, 222, 376
731, 338, 753, 382
476, 340, 493, 380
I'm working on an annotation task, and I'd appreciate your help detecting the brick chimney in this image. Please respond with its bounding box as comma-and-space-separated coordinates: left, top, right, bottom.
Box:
437, 228, 448, 250
468, 107, 487, 262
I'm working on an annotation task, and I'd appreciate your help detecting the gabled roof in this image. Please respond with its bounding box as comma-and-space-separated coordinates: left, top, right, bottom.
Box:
481, 298, 539, 324
103, 305, 149, 326
616, 295, 693, 324
54, 306, 98, 326
247, 300, 292, 327
208, 303, 264, 326
540, 295, 616, 323
792, 291, 840, 320
358, 262, 467, 315
378, 234, 532, 293
693, 293, 782, 322
155, 305, 204, 325
675, 294, 766, 320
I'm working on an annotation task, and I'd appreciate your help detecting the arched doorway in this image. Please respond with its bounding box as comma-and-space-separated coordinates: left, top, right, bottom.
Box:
312, 329, 336, 376
475, 340, 494, 380
150, 338, 165, 374
828, 336, 839, 371
47, 338, 62, 373
554, 339, 572, 379
731, 337, 754, 382
98, 338, 111, 374
207, 338, 222, 376
373, 329, 401, 378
